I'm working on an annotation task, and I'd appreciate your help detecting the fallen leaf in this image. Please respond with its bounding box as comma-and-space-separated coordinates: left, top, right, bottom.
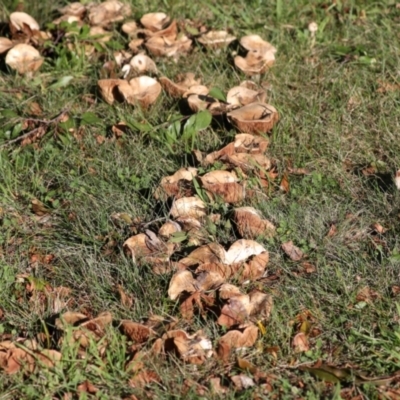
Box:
292, 332, 309, 352
231, 374, 255, 390
281, 241, 303, 261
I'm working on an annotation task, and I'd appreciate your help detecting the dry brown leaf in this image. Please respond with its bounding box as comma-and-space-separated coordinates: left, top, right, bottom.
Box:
209, 377, 229, 394
77, 380, 98, 394
55, 311, 88, 330
170, 330, 213, 364
224, 239, 266, 265
120, 321, 155, 343
279, 173, 290, 193
248, 290, 273, 321
231, 374, 256, 389
281, 241, 303, 261
233, 206, 275, 238
356, 286, 381, 303
5, 44, 43, 75
292, 332, 309, 352
117, 284, 134, 308
219, 324, 258, 349
227, 103, 279, 134
129, 370, 160, 388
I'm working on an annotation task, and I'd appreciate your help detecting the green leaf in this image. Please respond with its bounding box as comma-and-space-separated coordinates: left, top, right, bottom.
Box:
169, 231, 188, 243
208, 87, 226, 101
186, 26, 200, 36
1, 109, 19, 118
49, 76, 74, 89
185, 110, 212, 132
80, 112, 102, 126
301, 364, 353, 383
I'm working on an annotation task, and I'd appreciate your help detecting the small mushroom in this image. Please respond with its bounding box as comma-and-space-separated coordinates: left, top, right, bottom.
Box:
89, 26, 113, 43
186, 94, 231, 115
197, 30, 236, 49
10, 12, 40, 32
5, 43, 43, 75
140, 12, 170, 32
227, 103, 279, 134
233, 207, 275, 238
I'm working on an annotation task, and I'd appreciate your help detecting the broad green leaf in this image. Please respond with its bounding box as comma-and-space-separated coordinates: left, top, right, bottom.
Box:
81, 112, 102, 126
208, 87, 226, 101
1, 109, 19, 118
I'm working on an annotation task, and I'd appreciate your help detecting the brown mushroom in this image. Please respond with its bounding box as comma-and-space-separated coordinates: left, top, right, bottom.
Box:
5, 44, 43, 74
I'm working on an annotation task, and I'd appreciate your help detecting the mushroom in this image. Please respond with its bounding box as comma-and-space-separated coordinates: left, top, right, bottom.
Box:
227, 103, 279, 134
129, 54, 158, 74
159, 73, 203, 98
5, 44, 43, 75
118, 76, 162, 108
88, 0, 131, 27
197, 30, 236, 49
145, 35, 192, 58
140, 12, 170, 32
9, 12, 40, 32
227, 85, 266, 107
0, 37, 13, 55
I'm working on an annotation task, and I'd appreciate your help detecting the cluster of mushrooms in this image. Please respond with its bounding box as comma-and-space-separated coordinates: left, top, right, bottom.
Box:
0, 0, 283, 379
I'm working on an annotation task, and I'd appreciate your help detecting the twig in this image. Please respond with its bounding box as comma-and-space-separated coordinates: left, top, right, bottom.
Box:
0, 108, 69, 148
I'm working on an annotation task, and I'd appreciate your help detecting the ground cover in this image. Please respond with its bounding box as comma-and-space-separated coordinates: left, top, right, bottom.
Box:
1, 0, 400, 398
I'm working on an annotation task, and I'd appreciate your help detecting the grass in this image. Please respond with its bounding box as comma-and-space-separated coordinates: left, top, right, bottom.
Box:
1, 0, 400, 398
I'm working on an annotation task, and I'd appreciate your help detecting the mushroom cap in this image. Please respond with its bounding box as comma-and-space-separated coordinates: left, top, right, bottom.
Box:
119, 76, 162, 108
227, 85, 266, 107
59, 2, 86, 17
240, 34, 275, 53
121, 21, 138, 36
97, 79, 126, 104
10, 12, 40, 31
234, 50, 275, 75
129, 54, 158, 74
5, 43, 43, 74
159, 73, 201, 97
140, 12, 170, 31
145, 35, 192, 58
0, 37, 13, 55
89, 26, 113, 43
227, 103, 279, 134
198, 30, 236, 49
88, 0, 131, 27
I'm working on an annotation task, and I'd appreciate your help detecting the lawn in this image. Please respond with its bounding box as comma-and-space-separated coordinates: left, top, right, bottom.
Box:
1, 0, 400, 398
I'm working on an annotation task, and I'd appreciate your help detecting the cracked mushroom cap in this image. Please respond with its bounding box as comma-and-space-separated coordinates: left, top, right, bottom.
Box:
59, 2, 86, 17
5, 43, 43, 74
10, 12, 40, 31
198, 30, 236, 49
227, 102, 279, 134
